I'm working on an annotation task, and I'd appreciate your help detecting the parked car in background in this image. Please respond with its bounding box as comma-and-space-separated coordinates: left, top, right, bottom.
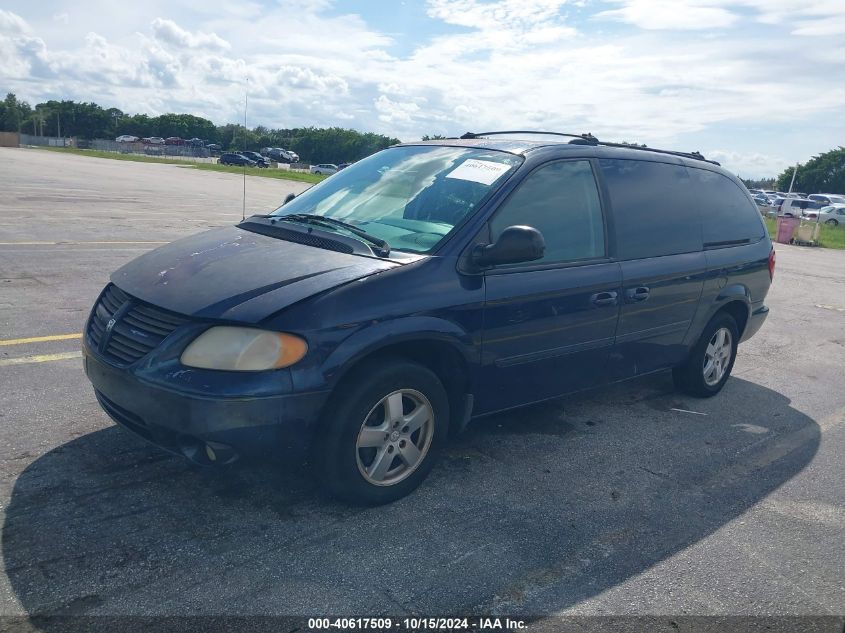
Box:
165, 137, 186, 146
337, 162, 352, 170
206, 143, 222, 152
780, 197, 823, 217
263, 148, 285, 162
817, 204, 845, 225
310, 163, 338, 175
239, 151, 270, 167
146, 137, 166, 145
752, 194, 770, 214
187, 138, 205, 147
82, 136, 773, 504
265, 148, 300, 163
219, 153, 256, 167
808, 193, 845, 205
116, 135, 139, 143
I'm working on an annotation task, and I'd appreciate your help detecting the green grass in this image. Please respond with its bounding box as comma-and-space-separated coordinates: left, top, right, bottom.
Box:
764, 215, 845, 249
32, 146, 326, 184
819, 223, 845, 249
764, 216, 776, 239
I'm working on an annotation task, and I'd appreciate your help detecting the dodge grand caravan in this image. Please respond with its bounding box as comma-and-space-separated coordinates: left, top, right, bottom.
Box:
83, 132, 773, 504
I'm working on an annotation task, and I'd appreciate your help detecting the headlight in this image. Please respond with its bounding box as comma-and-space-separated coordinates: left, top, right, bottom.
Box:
180, 327, 307, 371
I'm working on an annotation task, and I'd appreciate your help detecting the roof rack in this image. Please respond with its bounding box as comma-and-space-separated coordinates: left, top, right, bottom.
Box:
459, 131, 720, 165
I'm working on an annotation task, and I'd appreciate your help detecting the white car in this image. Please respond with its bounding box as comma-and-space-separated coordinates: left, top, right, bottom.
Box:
808, 193, 845, 206
281, 149, 300, 163
147, 137, 165, 145
310, 163, 338, 175
115, 135, 139, 143
817, 204, 845, 226
779, 197, 823, 217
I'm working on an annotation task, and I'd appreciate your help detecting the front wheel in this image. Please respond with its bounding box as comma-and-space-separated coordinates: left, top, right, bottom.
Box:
314, 358, 450, 505
826, 218, 838, 226
673, 312, 738, 397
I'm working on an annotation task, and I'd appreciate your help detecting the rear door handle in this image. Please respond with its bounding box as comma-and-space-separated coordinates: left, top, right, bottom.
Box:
590, 291, 618, 307
625, 286, 650, 302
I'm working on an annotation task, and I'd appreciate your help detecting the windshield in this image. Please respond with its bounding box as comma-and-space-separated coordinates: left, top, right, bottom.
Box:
271, 145, 522, 253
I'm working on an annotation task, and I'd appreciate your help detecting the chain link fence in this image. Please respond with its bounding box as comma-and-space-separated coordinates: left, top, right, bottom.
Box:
88, 139, 214, 162
19, 133, 73, 147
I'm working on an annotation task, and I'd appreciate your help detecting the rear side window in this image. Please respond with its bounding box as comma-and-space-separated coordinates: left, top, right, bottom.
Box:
489, 160, 605, 265
689, 168, 765, 245
598, 159, 701, 260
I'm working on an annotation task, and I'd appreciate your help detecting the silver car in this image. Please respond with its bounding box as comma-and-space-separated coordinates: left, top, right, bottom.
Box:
310, 163, 338, 175
817, 204, 845, 226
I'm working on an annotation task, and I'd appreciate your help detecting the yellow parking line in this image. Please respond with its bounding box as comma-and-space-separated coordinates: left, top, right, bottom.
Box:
0, 351, 82, 367
0, 241, 168, 245
0, 333, 82, 346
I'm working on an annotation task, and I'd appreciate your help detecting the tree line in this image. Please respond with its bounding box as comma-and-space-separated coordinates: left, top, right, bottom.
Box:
0, 93, 400, 164
775, 147, 845, 194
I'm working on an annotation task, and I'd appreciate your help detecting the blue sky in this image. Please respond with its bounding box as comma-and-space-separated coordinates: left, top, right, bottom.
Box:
1, 0, 844, 178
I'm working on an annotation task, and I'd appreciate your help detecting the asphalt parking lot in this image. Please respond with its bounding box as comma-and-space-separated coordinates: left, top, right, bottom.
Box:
1, 147, 844, 623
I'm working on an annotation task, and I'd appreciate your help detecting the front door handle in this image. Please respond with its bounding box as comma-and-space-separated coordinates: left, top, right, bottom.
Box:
625, 286, 650, 302
590, 291, 618, 307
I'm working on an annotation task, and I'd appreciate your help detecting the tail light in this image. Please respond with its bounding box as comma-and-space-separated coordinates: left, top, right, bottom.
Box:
768, 249, 776, 280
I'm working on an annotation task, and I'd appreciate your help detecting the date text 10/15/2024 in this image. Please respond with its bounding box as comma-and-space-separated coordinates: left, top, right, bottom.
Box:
307, 618, 527, 630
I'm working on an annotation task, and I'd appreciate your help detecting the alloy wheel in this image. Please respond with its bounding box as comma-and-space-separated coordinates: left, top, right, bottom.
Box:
355, 389, 434, 486
703, 327, 733, 387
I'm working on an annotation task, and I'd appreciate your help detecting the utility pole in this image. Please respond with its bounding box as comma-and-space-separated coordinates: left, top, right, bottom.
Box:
787, 162, 799, 194
57, 112, 61, 142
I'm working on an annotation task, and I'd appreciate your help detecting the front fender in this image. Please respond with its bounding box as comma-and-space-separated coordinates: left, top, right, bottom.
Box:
320, 316, 478, 388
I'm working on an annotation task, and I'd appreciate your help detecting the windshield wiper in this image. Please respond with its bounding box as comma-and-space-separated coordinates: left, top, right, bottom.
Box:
275, 213, 390, 256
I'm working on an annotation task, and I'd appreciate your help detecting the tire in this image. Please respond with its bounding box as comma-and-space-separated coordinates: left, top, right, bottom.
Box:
826, 219, 838, 226
673, 312, 739, 398
313, 358, 450, 505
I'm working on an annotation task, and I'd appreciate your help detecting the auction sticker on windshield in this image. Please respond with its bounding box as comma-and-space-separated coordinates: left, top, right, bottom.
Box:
446, 159, 512, 185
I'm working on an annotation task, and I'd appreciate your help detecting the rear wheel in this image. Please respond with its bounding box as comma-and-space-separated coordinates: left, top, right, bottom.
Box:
314, 358, 449, 505
826, 218, 838, 226
673, 312, 738, 397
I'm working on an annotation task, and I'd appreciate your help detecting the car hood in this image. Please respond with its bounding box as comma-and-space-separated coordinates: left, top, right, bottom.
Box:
111, 225, 399, 323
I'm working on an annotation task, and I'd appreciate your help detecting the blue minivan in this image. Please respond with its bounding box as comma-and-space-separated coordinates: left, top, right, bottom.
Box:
83, 133, 774, 504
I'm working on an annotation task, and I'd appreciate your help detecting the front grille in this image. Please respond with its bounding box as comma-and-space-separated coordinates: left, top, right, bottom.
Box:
87, 284, 188, 366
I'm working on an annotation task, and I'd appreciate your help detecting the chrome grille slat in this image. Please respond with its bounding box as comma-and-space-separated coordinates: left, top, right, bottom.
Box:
86, 283, 187, 366
131, 304, 186, 326
122, 313, 174, 336
110, 332, 150, 354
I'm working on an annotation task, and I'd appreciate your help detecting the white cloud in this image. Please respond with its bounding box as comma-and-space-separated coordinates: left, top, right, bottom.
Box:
1, 1, 843, 177
0, 8, 29, 34
151, 17, 230, 51
595, 0, 845, 35
596, 1, 738, 30
374, 95, 421, 124
707, 150, 789, 179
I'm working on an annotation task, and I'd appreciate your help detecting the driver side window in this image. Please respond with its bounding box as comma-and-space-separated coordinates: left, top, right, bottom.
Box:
489, 160, 605, 266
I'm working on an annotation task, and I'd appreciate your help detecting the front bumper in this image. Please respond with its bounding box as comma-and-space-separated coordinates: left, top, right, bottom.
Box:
83, 347, 330, 465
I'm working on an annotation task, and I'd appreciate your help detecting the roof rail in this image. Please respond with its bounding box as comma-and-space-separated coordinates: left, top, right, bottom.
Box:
459, 131, 720, 165
460, 130, 598, 144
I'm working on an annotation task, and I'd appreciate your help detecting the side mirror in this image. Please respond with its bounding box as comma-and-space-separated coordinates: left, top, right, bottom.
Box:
472, 225, 545, 268
283, 193, 296, 205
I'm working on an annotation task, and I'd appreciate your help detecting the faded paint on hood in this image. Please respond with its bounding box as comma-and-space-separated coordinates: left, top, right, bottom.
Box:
111, 226, 399, 323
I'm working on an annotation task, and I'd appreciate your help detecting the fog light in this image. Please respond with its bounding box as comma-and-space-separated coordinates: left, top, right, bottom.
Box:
205, 443, 217, 462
